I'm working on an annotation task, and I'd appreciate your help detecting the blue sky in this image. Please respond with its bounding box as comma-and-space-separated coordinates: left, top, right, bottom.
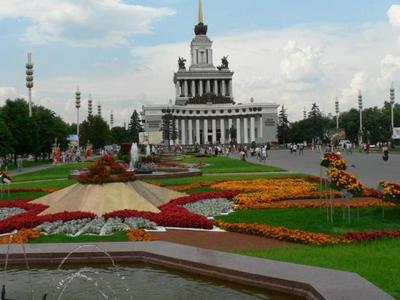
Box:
0, 0, 399, 124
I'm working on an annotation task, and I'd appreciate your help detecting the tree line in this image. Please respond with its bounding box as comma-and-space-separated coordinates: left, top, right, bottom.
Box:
0, 98, 143, 161
277, 102, 400, 145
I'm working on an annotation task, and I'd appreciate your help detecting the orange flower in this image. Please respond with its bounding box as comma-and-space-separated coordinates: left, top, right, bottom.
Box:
125, 229, 156, 241
0, 229, 41, 244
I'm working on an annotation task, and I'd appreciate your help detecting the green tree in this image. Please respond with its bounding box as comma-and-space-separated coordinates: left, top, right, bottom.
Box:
1, 99, 38, 162
128, 110, 143, 143
80, 115, 111, 149
307, 103, 323, 142
0, 116, 14, 156
110, 126, 130, 144
277, 105, 290, 144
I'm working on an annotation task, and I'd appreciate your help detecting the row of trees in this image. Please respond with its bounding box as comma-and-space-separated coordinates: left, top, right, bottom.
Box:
0, 98, 144, 160
278, 102, 400, 145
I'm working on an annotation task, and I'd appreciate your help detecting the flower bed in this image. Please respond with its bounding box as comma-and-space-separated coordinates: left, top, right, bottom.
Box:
0, 229, 41, 244
345, 229, 400, 242
327, 168, 363, 195
380, 181, 400, 202
320, 152, 347, 170
78, 155, 136, 184
0, 188, 58, 194
183, 198, 234, 218
126, 229, 156, 241
215, 220, 350, 246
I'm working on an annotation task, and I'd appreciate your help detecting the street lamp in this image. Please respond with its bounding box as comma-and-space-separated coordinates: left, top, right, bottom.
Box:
358, 90, 363, 145
390, 83, 395, 130
88, 94, 93, 117
303, 107, 307, 120
110, 111, 114, 128
75, 87, 81, 149
26, 52, 34, 117
335, 97, 339, 130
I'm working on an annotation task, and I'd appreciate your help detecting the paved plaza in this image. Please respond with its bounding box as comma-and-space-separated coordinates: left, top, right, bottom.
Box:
235, 149, 400, 188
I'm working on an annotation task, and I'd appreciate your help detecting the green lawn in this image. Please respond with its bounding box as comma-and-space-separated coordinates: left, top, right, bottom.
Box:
30, 231, 128, 243
5, 160, 51, 171
13, 162, 92, 182
235, 239, 400, 299
9, 179, 77, 190
218, 207, 400, 235
0, 191, 48, 201
182, 155, 284, 173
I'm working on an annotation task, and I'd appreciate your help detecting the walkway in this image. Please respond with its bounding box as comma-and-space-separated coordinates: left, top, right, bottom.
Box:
232, 150, 400, 188
8, 163, 52, 177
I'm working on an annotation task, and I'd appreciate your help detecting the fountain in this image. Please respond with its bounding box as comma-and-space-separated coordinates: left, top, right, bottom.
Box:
129, 142, 138, 171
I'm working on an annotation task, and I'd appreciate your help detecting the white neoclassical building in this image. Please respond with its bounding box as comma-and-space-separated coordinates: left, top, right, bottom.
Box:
142, 0, 279, 145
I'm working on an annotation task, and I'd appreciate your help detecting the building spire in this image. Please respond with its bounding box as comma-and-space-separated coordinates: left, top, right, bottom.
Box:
198, 0, 204, 24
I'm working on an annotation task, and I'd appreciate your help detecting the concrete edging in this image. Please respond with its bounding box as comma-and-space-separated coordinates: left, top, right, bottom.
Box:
0, 241, 394, 300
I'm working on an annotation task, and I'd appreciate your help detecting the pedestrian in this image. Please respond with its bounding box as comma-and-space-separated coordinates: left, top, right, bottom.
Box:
382, 143, 389, 163
299, 143, 304, 156
240, 149, 246, 161
292, 144, 297, 155
17, 156, 23, 172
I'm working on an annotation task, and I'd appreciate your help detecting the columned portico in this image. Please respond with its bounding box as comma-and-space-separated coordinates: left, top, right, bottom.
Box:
181, 119, 186, 145
203, 118, 208, 144
259, 116, 263, 138
243, 117, 249, 144
199, 80, 203, 96
212, 119, 217, 143
220, 118, 225, 144
188, 119, 193, 145
250, 116, 255, 142
236, 118, 241, 144
175, 119, 180, 144
228, 118, 232, 141
196, 119, 201, 144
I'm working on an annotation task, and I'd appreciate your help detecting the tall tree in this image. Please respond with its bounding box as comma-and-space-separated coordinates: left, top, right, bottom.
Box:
80, 115, 111, 149
277, 105, 290, 144
110, 126, 130, 144
0, 116, 14, 156
307, 103, 323, 142
128, 110, 143, 143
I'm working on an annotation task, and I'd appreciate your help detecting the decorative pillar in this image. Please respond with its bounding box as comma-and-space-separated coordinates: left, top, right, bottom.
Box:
191, 80, 196, 97
206, 80, 211, 93
199, 80, 203, 96
228, 118, 233, 141
221, 80, 226, 96
243, 117, 249, 144
181, 119, 186, 145
184, 80, 188, 97
203, 118, 208, 144
236, 118, 241, 144
214, 79, 219, 95
196, 119, 201, 144
175, 82, 180, 98
259, 116, 263, 138
250, 116, 255, 142
212, 119, 217, 144
188, 119, 193, 145
220, 118, 225, 144
175, 118, 180, 144
228, 80, 233, 97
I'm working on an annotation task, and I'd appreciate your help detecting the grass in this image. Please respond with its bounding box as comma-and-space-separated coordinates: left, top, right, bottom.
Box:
0, 192, 48, 201
9, 179, 77, 190
234, 239, 400, 299
5, 160, 51, 171
182, 155, 284, 173
30, 231, 129, 243
217, 207, 400, 235
13, 162, 92, 182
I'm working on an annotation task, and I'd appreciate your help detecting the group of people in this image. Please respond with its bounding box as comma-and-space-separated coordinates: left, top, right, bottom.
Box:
289, 143, 305, 156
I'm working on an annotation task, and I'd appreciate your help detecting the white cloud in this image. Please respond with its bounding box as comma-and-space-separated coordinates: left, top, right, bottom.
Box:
0, 0, 175, 47
377, 54, 400, 88
0, 87, 18, 104
280, 40, 323, 90
341, 72, 366, 109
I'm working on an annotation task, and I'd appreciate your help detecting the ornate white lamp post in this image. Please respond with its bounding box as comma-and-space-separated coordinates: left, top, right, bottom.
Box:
110, 111, 114, 128
303, 107, 307, 120
390, 83, 395, 130
358, 90, 363, 145
88, 94, 93, 117
335, 97, 339, 130
26, 52, 34, 117
75, 87, 81, 149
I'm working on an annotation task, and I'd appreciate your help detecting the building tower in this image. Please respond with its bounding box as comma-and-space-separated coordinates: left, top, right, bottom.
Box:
88, 94, 93, 117
26, 52, 34, 117
110, 111, 114, 128
98, 103, 102, 117
173, 0, 234, 105
390, 83, 395, 129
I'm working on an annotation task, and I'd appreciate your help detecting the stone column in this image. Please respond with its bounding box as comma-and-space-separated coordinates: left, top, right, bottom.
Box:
214, 79, 219, 95
250, 116, 255, 142
203, 118, 208, 144
206, 80, 211, 93
236, 118, 241, 144
199, 80, 203, 96
181, 119, 186, 145
196, 119, 201, 144
184, 80, 188, 97
259, 116, 263, 139
188, 119, 193, 145
175, 118, 180, 144
175, 82, 180, 98
221, 80, 226, 96
212, 119, 217, 144
228, 118, 233, 141
228, 80, 233, 97
191, 80, 196, 97
243, 117, 249, 144
220, 118, 225, 144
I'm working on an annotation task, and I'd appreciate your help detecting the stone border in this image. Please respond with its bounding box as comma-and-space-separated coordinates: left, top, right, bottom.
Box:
0, 241, 394, 300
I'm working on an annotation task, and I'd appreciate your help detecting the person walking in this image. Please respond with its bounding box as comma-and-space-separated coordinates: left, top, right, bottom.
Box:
382, 143, 389, 163
299, 143, 304, 156
17, 156, 23, 172
292, 143, 297, 156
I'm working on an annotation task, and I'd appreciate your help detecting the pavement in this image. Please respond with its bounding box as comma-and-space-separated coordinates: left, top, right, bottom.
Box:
8, 163, 53, 177
232, 149, 400, 188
